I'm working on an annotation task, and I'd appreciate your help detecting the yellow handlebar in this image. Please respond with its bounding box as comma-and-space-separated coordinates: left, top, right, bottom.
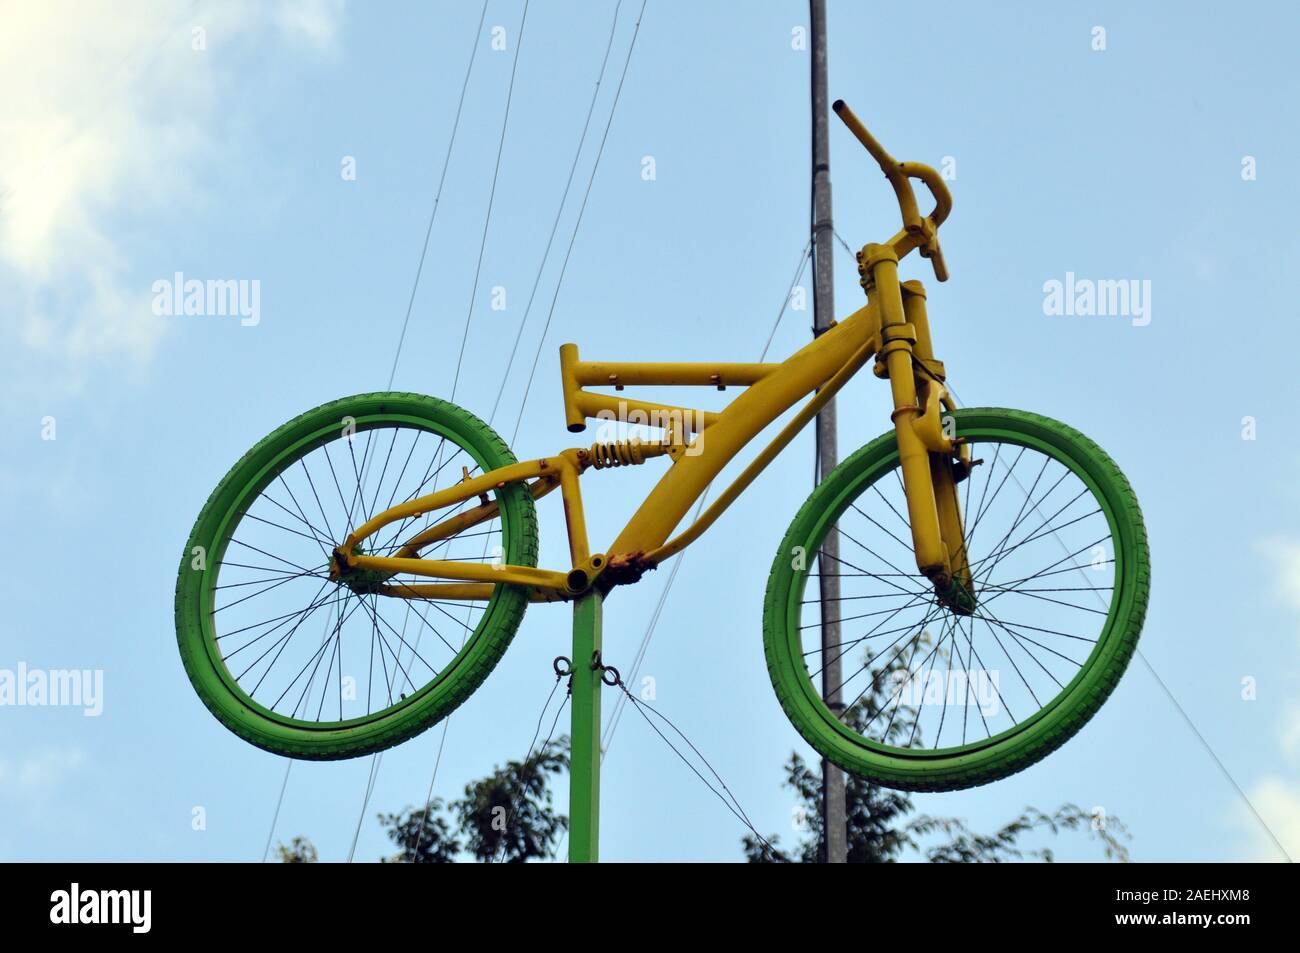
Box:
832, 100, 951, 282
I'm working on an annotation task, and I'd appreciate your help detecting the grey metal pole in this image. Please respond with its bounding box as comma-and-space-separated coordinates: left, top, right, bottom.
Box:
810, 0, 847, 864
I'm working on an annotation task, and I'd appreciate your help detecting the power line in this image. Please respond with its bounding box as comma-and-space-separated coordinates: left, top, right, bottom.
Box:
950, 377, 1293, 864
402, 0, 634, 862
345, 0, 529, 863
260, 760, 293, 862
601, 238, 812, 754
407, 713, 452, 861
450, 0, 533, 402
425, 0, 649, 864
347, 753, 382, 863
489, 674, 569, 863
553, 238, 812, 862
263, 0, 436, 856
333, 0, 494, 855
508, 0, 650, 446
336, 0, 659, 866
488, 0, 628, 426
479, 0, 647, 754
613, 677, 777, 856
762, 238, 815, 362
388, 1, 490, 388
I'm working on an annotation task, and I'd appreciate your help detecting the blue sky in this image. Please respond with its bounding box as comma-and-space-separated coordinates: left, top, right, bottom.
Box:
1, 0, 1298, 862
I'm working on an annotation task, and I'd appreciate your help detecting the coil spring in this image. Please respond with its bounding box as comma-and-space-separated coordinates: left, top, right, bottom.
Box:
587, 439, 647, 469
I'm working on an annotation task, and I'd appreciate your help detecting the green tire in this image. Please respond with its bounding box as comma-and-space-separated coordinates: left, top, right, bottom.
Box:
763, 408, 1150, 791
175, 392, 538, 760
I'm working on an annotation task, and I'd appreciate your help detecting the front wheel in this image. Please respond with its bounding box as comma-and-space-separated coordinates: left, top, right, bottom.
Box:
763, 408, 1149, 792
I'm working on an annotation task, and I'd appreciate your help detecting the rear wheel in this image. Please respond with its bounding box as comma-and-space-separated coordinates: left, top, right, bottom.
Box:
763, 408, 1149, 791
175, 392, 538, 760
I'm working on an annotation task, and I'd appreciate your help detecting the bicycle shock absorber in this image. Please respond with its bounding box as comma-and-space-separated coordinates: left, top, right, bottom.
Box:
583, 439, 668, 469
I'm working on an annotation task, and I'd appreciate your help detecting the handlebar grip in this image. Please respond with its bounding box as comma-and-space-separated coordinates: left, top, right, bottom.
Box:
919, 231, 949, 282
927, 245, 949, 283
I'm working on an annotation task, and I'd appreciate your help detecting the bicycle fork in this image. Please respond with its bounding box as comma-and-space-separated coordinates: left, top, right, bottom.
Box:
860, 243, 977, 615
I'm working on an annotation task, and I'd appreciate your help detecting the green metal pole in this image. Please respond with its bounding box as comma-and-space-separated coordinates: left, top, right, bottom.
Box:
568, 590, 603, 863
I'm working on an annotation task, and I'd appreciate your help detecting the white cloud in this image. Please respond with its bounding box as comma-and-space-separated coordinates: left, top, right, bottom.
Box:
1254, 537, 1300, 613
1283, 703, 1300, 764
274, 0, 347, 51
0, 744, 87, 797
1236, 777, 1300, 862
1234, 545, 1300, 861
0, 0, 345, 396
0, 744, 90, 852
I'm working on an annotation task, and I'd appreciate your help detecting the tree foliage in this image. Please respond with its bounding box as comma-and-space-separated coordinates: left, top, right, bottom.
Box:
742, 749, 1130, 863
378, 797, 459, 864
277, 737, 571, 864
452, 738, 568, 862
275, 647, 1131, 863
274, 836, 318, 863
743, 651, 1131, 863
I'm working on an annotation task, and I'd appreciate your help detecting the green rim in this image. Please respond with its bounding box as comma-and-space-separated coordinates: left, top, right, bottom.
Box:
763, 408, 1150, 792
175, 392, 538, 760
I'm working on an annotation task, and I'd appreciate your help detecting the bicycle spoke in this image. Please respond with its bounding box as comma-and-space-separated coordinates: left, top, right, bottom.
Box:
792, 428, 1120, 756
213, 567, 328, 614
201, 419, 517, 730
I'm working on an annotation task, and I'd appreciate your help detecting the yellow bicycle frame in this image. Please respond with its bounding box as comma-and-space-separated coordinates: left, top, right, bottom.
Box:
333, 102, 976, 609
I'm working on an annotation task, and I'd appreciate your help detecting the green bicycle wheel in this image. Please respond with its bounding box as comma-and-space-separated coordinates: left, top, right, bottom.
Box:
764, 408, 1149, 791
175, 392, 538, 760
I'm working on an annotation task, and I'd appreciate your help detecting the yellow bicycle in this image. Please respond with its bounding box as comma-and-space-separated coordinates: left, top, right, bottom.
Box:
176, 102, 1149, 791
